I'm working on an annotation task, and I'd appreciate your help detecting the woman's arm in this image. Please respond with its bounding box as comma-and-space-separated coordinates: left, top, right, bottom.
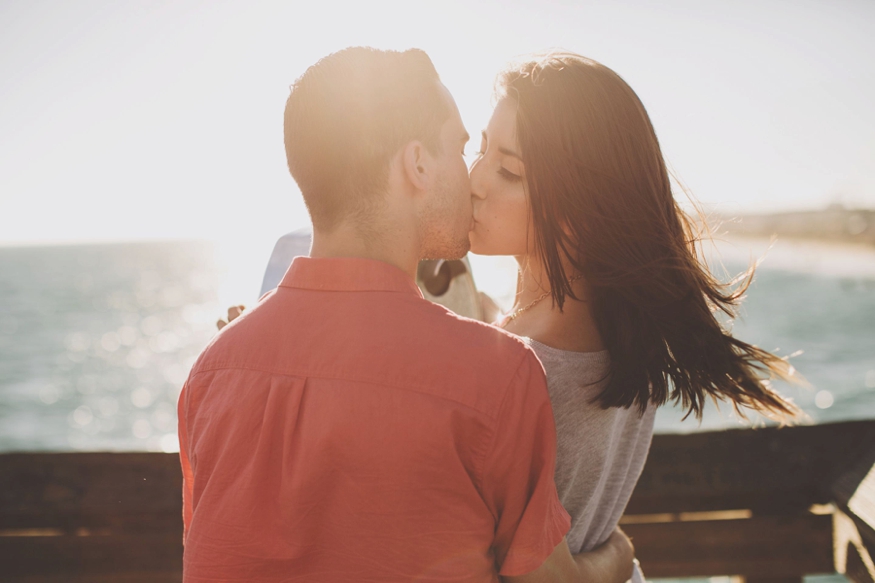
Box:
503, 529, 634, 583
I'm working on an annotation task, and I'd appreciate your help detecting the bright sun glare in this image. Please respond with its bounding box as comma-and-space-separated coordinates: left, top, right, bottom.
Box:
1, 1, 873, 285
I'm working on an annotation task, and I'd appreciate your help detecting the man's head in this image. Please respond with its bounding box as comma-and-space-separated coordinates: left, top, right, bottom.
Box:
284, 47, 472, 259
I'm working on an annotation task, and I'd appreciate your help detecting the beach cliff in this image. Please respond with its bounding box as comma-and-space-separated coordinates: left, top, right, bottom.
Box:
721, 204, 875, 246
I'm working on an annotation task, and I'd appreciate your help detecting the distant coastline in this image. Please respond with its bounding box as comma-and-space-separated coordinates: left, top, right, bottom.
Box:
718, 204, 875, 246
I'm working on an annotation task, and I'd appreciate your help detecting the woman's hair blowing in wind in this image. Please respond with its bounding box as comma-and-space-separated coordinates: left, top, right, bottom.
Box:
498, 51, 799, 421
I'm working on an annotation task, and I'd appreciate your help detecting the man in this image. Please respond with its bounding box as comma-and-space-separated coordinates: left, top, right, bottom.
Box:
178, 47, 633, 582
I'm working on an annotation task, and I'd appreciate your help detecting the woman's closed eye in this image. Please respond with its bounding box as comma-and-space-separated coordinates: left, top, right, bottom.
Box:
498, 167, 522, 182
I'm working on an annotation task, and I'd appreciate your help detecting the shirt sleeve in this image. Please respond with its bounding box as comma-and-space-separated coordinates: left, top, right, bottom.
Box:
177, 381, 194, 543
481, 351, 572, 577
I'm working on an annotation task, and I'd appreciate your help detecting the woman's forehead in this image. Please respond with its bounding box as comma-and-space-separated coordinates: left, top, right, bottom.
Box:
486, 99, 519, 146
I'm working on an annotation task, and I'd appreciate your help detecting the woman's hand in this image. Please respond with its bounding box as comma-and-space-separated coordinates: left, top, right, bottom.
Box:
216, 305, 246, 331
568, 527, 633, 583
503, 528, 633, 583
597, 527, 635, 581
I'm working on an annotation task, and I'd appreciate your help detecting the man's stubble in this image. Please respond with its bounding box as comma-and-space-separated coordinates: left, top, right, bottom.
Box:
419, 173, 471, 261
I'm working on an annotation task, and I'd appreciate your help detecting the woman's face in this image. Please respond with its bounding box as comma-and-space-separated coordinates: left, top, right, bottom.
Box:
469, 98, 533, 257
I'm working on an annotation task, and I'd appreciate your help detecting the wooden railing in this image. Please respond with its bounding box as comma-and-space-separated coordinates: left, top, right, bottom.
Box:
620, 420, 875, 581
2, 420, 875, 582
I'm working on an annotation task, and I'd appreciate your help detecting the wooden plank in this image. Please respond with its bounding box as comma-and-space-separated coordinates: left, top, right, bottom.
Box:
628, 420, 875, 515
845, 543, 875, 583
626, 514, 834, 578
0, 452, 181, 530
0, 533, 182, 579
834, 510, 875, 583
833, 449, 875, 558
1, 423, 872, 580
0, 517, 834, 581
6, 572, 181, 583
851, 514, 875, 571
4, 421, 875, 527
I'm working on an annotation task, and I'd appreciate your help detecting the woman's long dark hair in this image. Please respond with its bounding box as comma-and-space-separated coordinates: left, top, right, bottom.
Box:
499, 51, 799, 421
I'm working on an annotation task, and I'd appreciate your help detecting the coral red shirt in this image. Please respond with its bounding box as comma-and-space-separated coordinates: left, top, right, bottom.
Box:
178, 256, 570, 582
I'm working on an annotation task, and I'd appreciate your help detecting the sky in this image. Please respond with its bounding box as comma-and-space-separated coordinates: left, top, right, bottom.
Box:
1, 0, 873, 248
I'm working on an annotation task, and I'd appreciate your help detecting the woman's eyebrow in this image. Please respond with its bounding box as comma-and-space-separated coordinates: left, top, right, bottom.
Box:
498, 146, 522, 160
482, 129, 522, 160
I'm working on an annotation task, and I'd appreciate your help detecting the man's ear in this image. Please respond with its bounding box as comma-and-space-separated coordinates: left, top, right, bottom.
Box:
401, 140, 430, 191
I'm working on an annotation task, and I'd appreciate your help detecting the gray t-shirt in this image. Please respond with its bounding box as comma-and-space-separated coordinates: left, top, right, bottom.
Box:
525, 338, 655, 577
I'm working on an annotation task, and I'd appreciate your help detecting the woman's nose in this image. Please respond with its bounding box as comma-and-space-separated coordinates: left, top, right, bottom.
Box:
469, 157, 486, 200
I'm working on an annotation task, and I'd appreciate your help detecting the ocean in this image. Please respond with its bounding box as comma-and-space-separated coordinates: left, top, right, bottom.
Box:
1, 237, 874, 453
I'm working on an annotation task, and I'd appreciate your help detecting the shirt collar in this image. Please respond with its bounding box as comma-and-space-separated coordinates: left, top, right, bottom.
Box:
279, 256, 423, 297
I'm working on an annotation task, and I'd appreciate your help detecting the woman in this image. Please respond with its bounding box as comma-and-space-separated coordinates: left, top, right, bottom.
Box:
468, 51, 798, 579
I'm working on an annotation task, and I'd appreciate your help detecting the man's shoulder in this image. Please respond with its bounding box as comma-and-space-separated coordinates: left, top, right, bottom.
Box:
400, 300, 545, 409
187, 291, 544, 419
416, 299, 530, 359
184, 297, 278, 378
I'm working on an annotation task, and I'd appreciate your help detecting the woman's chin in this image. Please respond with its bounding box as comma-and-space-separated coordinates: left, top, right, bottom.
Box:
468, 244, 502, 257
469, 231, 518, 257
468, 232, 489, 256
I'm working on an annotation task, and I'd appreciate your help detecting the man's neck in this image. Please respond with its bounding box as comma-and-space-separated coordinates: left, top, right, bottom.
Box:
309, 221, 420, 280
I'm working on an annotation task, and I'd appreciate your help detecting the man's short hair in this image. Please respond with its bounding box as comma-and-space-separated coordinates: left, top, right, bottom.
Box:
284, 47, 452, 231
